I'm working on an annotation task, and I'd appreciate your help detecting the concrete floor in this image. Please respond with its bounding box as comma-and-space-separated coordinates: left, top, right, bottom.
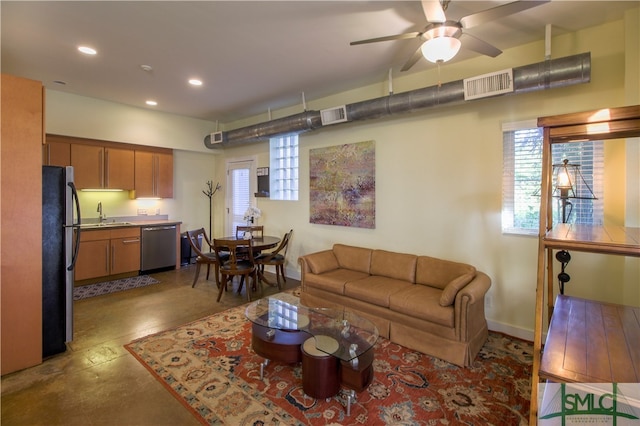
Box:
1, 265, 298, 426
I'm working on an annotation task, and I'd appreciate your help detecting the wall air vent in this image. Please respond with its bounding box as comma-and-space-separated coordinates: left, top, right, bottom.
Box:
320, 105, 348, 125
210, 131, 224, 144
464, 69, 514, 101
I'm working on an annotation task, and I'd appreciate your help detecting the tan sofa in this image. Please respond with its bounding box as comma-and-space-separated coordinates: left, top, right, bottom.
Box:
298, 244, 491, 367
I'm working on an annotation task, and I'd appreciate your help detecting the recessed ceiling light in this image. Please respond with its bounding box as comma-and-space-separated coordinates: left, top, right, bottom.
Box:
146, 100, 158, 106
78, 46, 97, 55
188, 79, 203, 86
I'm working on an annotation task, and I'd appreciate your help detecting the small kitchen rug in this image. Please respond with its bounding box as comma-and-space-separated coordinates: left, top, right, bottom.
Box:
73, 275, 159, 300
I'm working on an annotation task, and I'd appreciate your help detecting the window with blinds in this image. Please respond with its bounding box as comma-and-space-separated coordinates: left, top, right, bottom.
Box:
231, 167, 250, 231
270, 134, 299, 201
502, 122, 603, 235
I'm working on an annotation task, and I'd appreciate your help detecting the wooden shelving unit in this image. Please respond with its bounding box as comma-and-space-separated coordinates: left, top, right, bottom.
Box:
529, 105, 640, 425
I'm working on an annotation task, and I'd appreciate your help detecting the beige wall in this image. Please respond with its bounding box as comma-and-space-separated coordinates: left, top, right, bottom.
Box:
46, 14, 640, 340
46, 91, 214, 153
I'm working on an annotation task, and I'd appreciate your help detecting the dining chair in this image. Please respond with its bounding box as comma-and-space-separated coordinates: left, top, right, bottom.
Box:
235, 225, 264, 239
255, 229, 293, 290
213, 238, 261, 302
187, 228, 228, 288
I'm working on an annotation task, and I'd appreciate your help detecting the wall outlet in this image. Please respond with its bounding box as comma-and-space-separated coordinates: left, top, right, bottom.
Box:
137, 209, 147, 215
155, 208, 160, 215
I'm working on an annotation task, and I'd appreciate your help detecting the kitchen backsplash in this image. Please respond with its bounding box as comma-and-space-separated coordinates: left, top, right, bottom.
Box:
77, 191, 169, 222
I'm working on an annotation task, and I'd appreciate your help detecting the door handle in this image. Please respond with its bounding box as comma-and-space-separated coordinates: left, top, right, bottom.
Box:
99, 149, 104, 188
68, 181, 82, 271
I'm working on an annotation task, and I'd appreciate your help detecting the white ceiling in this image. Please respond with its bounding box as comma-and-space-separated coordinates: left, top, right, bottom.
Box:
1, 1, 637, 123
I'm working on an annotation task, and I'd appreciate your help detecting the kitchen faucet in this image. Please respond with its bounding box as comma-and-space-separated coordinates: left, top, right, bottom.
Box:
97, 202, 106, 222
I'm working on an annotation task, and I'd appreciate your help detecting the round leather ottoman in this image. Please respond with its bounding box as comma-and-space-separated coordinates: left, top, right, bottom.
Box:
301, 335, 340, 399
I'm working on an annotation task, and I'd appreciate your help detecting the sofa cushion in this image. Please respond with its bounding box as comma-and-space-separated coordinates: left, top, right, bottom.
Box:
389, 285, 454, 328
304, 269, 370, 295
415, 256, 476, 290
370, 250, 417, 282
344, 276, 411, 308
305, 250, 340, 274
333, 244, 372, 274
439, 272, 476, 306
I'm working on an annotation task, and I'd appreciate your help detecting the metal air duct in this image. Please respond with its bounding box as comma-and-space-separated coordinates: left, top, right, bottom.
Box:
204, 52, 590, 149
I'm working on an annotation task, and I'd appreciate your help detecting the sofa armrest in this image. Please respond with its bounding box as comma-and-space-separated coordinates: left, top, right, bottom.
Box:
453, 271, 491, 341
298, 254, 313, 274
298, 257, 309, 292
298, 250, 338, 291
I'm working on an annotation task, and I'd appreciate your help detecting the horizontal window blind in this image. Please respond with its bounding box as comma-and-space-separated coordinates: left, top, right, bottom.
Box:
502, 124, 603, 234
502, 127, 543, 234
231, 167, 250, 230
551, 142, 603, 225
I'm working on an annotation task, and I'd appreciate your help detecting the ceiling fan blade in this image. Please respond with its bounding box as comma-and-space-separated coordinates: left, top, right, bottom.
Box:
459, 0, 549, 29
459, 33, 502, 57
400, 45, 425, 72
421, 0, 446, 23
350, 32, 421, 46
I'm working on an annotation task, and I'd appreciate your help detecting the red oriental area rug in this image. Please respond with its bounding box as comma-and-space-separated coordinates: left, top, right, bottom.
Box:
125, 294, 533, 425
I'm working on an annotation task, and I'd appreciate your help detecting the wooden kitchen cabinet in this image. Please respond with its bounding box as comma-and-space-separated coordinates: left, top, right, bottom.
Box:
105, 147, 135, 190
1, 74, 44, 374
43, 136, 71, 166
134, 149, 173, 198
75, 227, 140, 282
71, 144, 102, 188
46, 134, 173, 196
71, 144, 134, 190
110, 228, 141, 275
75, 237, 110, 281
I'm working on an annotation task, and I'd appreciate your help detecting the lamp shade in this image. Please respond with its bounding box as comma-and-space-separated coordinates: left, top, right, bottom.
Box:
554, 159, 574, 193
421, 37, 461, 63
556, 167, 572, 189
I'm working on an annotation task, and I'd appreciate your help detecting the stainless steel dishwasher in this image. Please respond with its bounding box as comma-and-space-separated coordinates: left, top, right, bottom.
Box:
141, 225, 177, 272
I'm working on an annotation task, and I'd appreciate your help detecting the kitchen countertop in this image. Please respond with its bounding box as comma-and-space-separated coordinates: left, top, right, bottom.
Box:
79, 219, 182, 230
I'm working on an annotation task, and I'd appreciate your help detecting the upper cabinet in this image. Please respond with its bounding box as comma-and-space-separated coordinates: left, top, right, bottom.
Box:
44, 135, 173, 197
43, 135, 71, 166
134, 150, 173, 198
71, 144, 134, 190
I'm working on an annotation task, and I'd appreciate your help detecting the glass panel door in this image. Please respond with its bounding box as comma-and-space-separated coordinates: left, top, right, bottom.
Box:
226, 159, 256, 236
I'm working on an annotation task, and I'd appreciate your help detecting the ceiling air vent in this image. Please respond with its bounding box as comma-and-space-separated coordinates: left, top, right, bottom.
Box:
463, 69, 514, 101
320, 105, 348, 125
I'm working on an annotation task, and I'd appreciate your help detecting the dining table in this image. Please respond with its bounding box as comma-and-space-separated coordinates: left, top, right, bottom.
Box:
218, 235, 280, 251
218, 235, 281, 287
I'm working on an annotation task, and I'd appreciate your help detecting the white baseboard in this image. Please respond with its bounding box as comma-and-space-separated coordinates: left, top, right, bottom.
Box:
487, 319, 542, 342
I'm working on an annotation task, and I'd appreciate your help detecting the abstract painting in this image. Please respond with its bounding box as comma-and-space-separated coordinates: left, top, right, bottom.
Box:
309, 140, 375, 228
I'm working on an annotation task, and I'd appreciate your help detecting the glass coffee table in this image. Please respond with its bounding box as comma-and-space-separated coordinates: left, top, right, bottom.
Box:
245, 293, 379, 415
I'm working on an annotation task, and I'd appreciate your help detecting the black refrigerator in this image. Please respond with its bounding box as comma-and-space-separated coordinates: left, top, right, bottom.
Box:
42, 166, 81, 357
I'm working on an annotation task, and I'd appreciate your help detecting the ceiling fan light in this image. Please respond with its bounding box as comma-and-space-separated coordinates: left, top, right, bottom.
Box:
421, 37, 461, 63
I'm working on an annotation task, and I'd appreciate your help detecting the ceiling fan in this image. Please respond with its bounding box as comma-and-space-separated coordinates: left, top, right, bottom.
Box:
350, 0, 549, 71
